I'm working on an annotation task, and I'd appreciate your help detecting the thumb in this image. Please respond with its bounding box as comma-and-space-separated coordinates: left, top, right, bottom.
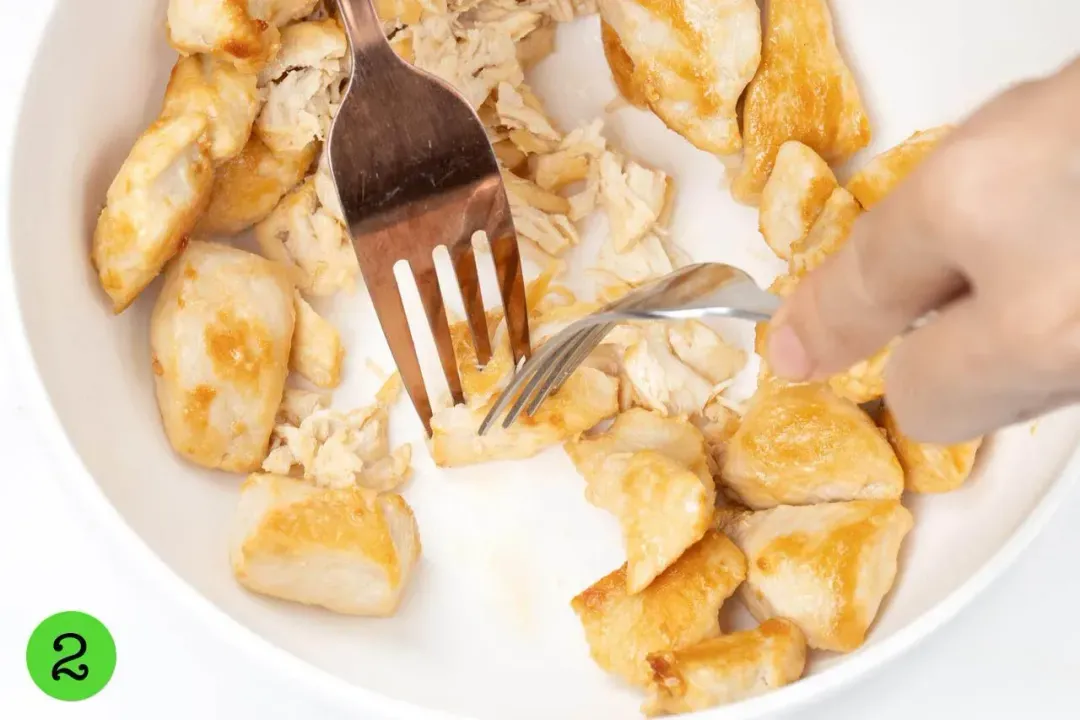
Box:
766, 186, 966, 381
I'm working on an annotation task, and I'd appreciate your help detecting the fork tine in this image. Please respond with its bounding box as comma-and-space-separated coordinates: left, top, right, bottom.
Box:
452, 240, 492, 366
523, 326, 597, 416
526, 323, 613, 416
366, 268, 434, 434
413, 257, 465, 408
490, 230, 531, 365
477, 325, 569, 435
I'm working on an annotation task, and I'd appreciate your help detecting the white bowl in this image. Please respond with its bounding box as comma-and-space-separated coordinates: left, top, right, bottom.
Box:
5, 1, 1080, 719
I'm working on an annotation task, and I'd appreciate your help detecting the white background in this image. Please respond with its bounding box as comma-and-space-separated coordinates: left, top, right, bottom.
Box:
3, 1, 1080, 718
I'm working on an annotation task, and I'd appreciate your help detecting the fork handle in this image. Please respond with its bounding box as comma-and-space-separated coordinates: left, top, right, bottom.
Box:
337, 0, 393, 56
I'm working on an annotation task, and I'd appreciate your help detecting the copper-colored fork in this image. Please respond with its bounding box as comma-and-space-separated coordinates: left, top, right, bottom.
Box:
328, 0, 530, 434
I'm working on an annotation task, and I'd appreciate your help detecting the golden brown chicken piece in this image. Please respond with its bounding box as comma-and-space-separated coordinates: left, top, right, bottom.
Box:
230, 473, 421, 616
601, 20, 648, 108
167, 0, 322, 72
880, 407, 983, 493
847, 126, 952, 209
719, 500, 913, 652
430, 367, 620, 467
162, 54, 263, 164
642, 619, 807, 716
759, 141, 838, 260
567, 410, 716, 592
151, 241, 295, 472
721, 383, 903, 509
733, 0, 870, 203
290, 293, 344, 388
92, 114, 215, 313
196, 135, 318, 236
598, 0, 761, 155
571, 530, 747, 687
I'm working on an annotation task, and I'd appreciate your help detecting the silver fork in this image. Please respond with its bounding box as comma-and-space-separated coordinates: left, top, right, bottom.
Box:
478, 263, 782, 435
328, 0, 530, 435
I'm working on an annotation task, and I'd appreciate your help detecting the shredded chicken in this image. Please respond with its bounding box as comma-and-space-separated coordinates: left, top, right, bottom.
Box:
599, 151, 670, 252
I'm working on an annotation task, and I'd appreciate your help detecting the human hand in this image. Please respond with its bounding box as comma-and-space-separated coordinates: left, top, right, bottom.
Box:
765, 57, 1080, 444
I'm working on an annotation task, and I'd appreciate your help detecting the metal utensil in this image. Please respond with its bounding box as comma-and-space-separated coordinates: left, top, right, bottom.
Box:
328, 0, 530, 434
478, 263, 781, 435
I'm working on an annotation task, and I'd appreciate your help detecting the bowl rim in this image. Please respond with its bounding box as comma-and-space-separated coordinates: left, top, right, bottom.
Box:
3, 6, 1079, 719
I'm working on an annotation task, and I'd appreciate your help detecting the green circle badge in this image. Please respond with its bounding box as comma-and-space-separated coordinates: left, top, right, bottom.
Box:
26, 611, 116, 701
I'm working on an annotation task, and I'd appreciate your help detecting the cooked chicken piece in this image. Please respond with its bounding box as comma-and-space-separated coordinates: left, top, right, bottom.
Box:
759, 141, 838, 260
276, 386, 330, 426
151, 241, 295, 472
621, 323, 729, 418
642, 618, 807, 716
495, 81, 561, 154
732, 0, 870, 203
722, 383, 903, 509
503, 172, 580, 255
230, 473, 421, 616
567, 410, 715, 591
373, 0, 445, 27
313, 148, 346, 223
92, 114, 215, 313
881, 407, 983, 493
571, 530, 747, 686
255, 20, 347, 155
599, 151, 670, 251
261, 0, 325, 26
410, 14, 523, 109
593, 233, 674, 299
167, 0, 281, 72
430, 367, 619, 467
847, 126, 952, 209
718, 500, 913, 652
255, 177, 360, 296
667, 320, 747, 386
449, 311, 515, 405
162, 54, 262, 164
598, 0, 760, 155
601, 20, 648, 108
290, 293, 344, 388
197, 135, 318, 236
258, 18, 349, 86
532, 119, 606, 191
695, 394, 741, 470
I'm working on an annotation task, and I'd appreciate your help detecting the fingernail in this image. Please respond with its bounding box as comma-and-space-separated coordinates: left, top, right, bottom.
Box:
767, 324, 813, 381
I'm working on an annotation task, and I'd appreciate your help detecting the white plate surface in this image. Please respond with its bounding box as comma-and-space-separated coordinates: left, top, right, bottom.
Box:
4, 2, 1080, 719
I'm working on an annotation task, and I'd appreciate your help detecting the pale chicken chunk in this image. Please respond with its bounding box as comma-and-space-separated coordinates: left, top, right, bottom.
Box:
256, 20, 348, 155
230, 473, 421, 616
430, 367, 619, 467
881, 407, 983, 494
718, 500, 913, 652
598, 0, 761, 155
642, 619, 807, 716
722, 383, 903, 509
593, 233, 674, 300
290, 293, 344, 388
503, 172, 580, 255
255, 177, 360, 296
167, 0, 282, 72
599, 151, 670, 251
847, 126, 952, 209
151, 241, 295, 472
667, 320, 747, 386
571, 530, 747, 687
162, 54, 262, 163
759, 141, 838, 260
532, 119, 606, 191
92, 114, 215, 312
733, 0, 870, 203
197, 135, 318, 236
566, 411, 715, 592
259, 18, 349, 85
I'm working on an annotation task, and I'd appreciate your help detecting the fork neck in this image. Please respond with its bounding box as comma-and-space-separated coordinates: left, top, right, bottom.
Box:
337, 0, 393, 56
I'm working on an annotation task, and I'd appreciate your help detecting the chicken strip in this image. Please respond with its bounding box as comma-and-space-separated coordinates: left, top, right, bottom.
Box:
881, 407, 983, 494
290, 293, 344, 388
598, 0, 760, 155
733, 0, 870, 203
162, 54, 263, 164
722, 383, 903, 509
167, 0, 321, 72
230, 473, 421, 616
197, 134, 318, 236
718, 500, 913, 652
430, 367, 619, 467
642, 619, 807, 716
92, 114, 215, 312
847, 126, 952, 209
759, 141, 838, 260
151, 241, 295, 472
571, 530, 747, 687
254, 176, 360, 296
